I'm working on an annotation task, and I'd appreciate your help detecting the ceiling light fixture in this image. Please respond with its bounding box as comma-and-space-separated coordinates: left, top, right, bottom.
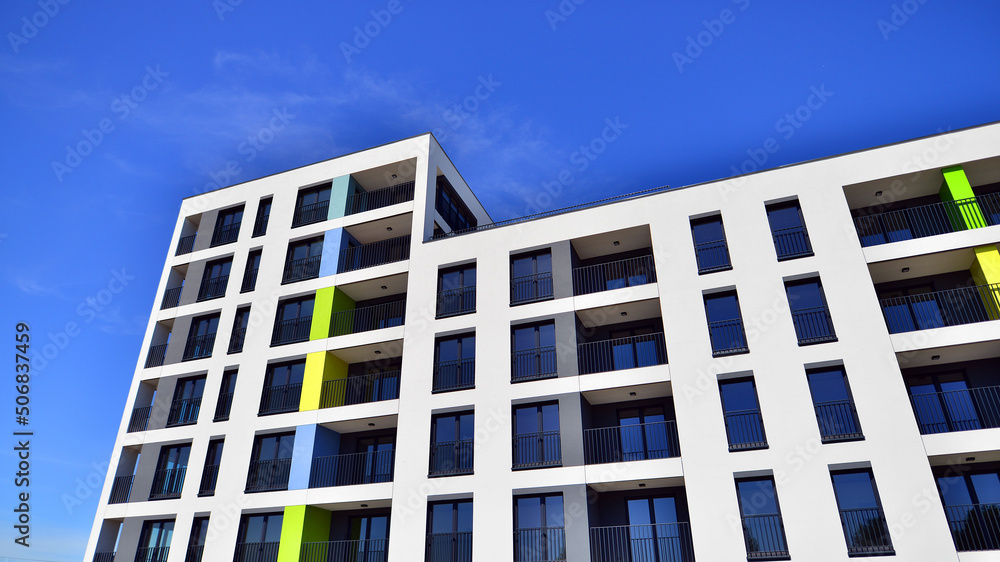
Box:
931, 355, 940, 360
613, 241, 620, 246
391, 174, 398, 179
902, 267, 910, 273
875, 190, 883, 197
629, 392, 637, 397
374, 350, 382, 355
368, 422, 375, 427
621, 311, 627, 316
386, 226, 393, 232
381, 285, 388, 290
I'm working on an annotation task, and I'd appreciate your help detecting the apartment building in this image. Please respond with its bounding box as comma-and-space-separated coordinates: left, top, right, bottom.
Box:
86, 123, 1000, 562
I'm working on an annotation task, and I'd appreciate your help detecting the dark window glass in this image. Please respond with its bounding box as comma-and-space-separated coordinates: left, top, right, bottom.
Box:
271, 296, 314, 345
245, 433, 294, 492
242, 250, 262, 292
437, 264, 477, 317
786, 279, 836, 344
214, 369, 237, 421
236, 513, 283, 555
429, 412, 474, 475
704, 292, 748, 356
199, 439, 224, 496
184, 314, 219, 360
806, 367, 863, 441
514, 494, 565, 562
720, 378, 767, 450
735, 477, 788, 558
138, 519, 174, 551
292, 184, 332, 227
211, 206, 244, 247
150, 444, 189, 499
906, 372, 984, 434
766, 200, 813, 260
252, 197, 272, 237
512, 322, 557, 381
259, 360, 304, 414
691, 215, 731, 273
433, 333, 475, 392
198, 258, 232, 301
513, 403, 561, 469
283, 237, 324, 283
167, 376, 204, 426
511, 251, 554, 304
831, 469, 894, 555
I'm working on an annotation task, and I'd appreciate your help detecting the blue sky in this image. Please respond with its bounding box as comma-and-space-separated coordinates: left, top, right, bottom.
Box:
0, 0, 998, 559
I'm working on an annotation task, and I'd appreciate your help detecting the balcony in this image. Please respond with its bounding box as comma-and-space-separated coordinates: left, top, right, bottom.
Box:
572, 255, 657, 296
199, 464, 219, 496
330, 300, 405, 337
148, 467, 186, 500
282, 255, 321, 284
270, 316, 311, 346
432, 358, 475, 392
880, 284, 1000, 333
182, 333, 216, 361
135, 547, 170, 562
578, 333, 667, 375
211, 222, 241, 246
708, 319, 748, 357
309, 449, 395, 488
319, 371, 400, 409
695, 239, 732, 274
944, 503, 1000, 551
127, 406, 151, 433
93, 552, 115, 562
426, 531, 472, 562
145, 343, 167, 368
741, 514, 789, 560
252, 214, 269, 237
429, 439, 474, 476
511, 272, 553, 305
108, 475, 133, 504
854, 194, 1000, 247
725, 410, 767, 451
176, 234, 196, 256
909, 385, 1000, 434
292, 200, 330, 227
583, 421, 680, 465
771, 225, 812, 260
228, 325, 246, 354
166, 397, 201, 427
301, 539, 388, 562
338, 235, 411, 273
589, 523, 694, 562
186, 545, 204, 562
437, 286, 476, 318
514, 527, 565, 562
345, 180, 415, 215
233, 542, 280, 562
258, 383, 302, 415
214, 392, 234, 421
197, 275, 228, 301
512, 347, 557, 382
244, 458, 292, 492
839, 507, 893, 556
512, 431, 561, 469
241, 267, 258, 292
813, 399, 864, 443
791, 307, 837, 344
161, 286, 182, 310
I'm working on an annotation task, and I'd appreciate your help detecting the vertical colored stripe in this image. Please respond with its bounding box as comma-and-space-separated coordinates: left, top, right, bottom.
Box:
277, 505, 331, 562
300, 351, 348, 411
939, 165, 987, 230
971, 245, 1000, 320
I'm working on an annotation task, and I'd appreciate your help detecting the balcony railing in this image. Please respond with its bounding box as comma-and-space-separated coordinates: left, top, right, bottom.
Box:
426, 531, 472, 562
145, 344, 167, 368
185, 545, 204, 562
880, 283, 1000, 333
577, 333, 667, 375
134, 546, 170, 562
199, 463, 219, 496
909, 385, 1000, 434
282, 255, 322, 283
790, 307, 837, 344
319, 371, 400, 409
429, 439, 474, 476
584, 420, 680, 465
944, 503, 1000, 552
708, 319, 748, 357
292, 200, 329, 227
854, 195, 1000, 247
695, 239, 732, 274
512, 347, 557, 382
309, 449, 395, 488
589, 522, 695, 562
241, 268, 258, 292
161, 287, 182, 309
840, 507, 894, 555
771, 225, 812, 260
813, 399, 864, 442
511, 272, 554, 304
211, 222, 241, 246
166, 397, 201, 427
330, 300, 406, 337
741, 514, 789, 560
512, 431, 561, 469
301, 539, 389, 562
572, 255, 657, 296
437, 286, 476, 318
252, 214, 269, 237
337, 235, 411, 273
432, 359, 475, 392
197, 275, 229, 301
244, 458, 292, 492
182, 333, 216, 361
229, 326, 246, 354
345, 180, 415, 215
176, 234, 196, 256
724, 410, 767, 451
214, 391, 234, 421
258, 383, 302, 415
127, 406, 151, 433
233, 541, 280, 562
270, 316, 312, 346
108, 475, 133, 504
93, 552, 116, 562
148, 467, 186, 500
514, 527, 566, 562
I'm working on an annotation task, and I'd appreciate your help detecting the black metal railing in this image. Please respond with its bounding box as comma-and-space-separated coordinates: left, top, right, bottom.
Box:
724, 410, 767, 451
790, 307, 837, 344
128, 406, 151, 432
300, 539, 389, 562
161, 287, 182, 309
233, 541, 280, 562
708, 319, 748, 357
282, 255, 322, 283
108, 475, 133, 504
854, 196, 1000, 247
840, 507, 894, 555
572, 255, 657, 296
93, 552, 116, 562
771, 225, 812, 260
252, 214, 269, 237
145, 344, 167, 368
134, 546, 170, 562
944, 503, 1000, 551
337, 235, 411, 273
182, 333, 216, 360
432, 359, 475, 392
148, 467, 186, 499
584, 420, 680, 464
214, 392, 234, 421
199, 464, 219, 496
197, 275, 229, 301
577, 333, 667, 375
514, 527, 566, 562
292, 200, 330, 227
319, 371, 400, 409
429, 439, 474, 476
166, 397, 201, 427
309, 449, 395, 488
436, 286, 476, 318
880, 283, 1000, 333
695, 239, 732, 274
512, 431, 561, 469
512, 347, 557, 382
814, 400, 864, 442
330, 300, 406, 336
244, 458, 292, 492
909, 385, 1000, 434
346, 180, 415, 215
241, 267, 258, 292
589, 522, 695, 562
229, 326, 246, 354
211, 222, 241, 246
185, 545, 204, 562
258, 383, 302, 415
426, 531, 473, 562
176, 234, 196, 255
270, 316, 312, 345
741, 514, 789, 560
511, 272, 554, 304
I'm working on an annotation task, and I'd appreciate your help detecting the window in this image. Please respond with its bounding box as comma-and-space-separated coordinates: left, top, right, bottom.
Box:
211, 205, 243, 247
513, 403, 561, 469
282, 237, 323, 283
705, 292, 748, 356
320, 358, 402, 409
436, 176, 477, 231
346, 514, 390, 560
437, 263, 477, 318
270, 296, 313, 345
252, 197, 272, 237
229, 306, 250, 354
292, 183, 331, 227
429, 411, 474, 476
511, 322, 557, 382
214, 369, 237, 421
624, 496, 692, 562
906, 372, 987, 434
241, 250, 262, 292
166, 375, 204, 427
617, 406, 676, 461
354, 434, 395, 485
511, 250, 554, 304
427, 500, 473, 562
136, 520, 174, 562
691, 214, 732, 273
786, 279, 836, 344
433, 333, 475, 392
183, 314, 219, 361
259, 360, 304, 415
806, 367, 863, 442
514, 494, 565, 562
235, 513, 283, 562
830, 469, 894, 556
766, 200, 813, 260
188, 517, 209, 562
720, 378, 767, 451
149, 444, 190, 500
735, 477, 789, 559
199, 439, 223, 496
246, 433, 294, 492
935, 467, 1000, 552
197, 258, 232, 301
